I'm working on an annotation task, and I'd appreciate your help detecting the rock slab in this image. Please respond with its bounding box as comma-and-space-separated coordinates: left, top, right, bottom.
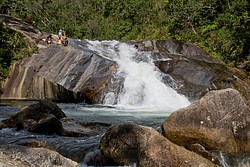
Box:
162, 88, 250, 154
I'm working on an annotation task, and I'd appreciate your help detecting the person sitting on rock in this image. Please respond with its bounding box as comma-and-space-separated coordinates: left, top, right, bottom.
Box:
61, 29, 68, 46
62, 37, 68, 46
46, 34, 53, 44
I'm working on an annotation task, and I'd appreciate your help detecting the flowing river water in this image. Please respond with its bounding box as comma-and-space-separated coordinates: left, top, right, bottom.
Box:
0, 101, 178, 165
0, 41, 249, 166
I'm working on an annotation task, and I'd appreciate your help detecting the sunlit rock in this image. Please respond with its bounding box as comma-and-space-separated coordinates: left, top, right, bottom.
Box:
0, 144, 79, 167
1, 41, 115, 102
100, 124, 216, 167
162, 88, 250, 154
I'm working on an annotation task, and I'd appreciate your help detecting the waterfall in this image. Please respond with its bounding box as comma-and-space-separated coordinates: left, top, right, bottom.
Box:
87, 40, 190, 110
219, 152, 230, 167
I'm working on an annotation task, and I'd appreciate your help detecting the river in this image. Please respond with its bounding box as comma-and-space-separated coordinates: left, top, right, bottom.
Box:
0, 100, 181, 166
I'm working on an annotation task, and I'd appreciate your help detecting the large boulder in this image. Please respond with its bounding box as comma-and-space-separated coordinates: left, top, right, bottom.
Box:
1, 99, 65, 129
0, 144, 79, 167
100, 124, 216, 167
162, 88, 250, 154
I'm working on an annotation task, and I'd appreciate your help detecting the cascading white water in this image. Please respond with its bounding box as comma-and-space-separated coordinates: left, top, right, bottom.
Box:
219, 152, 230, 167
87, 40, 190, 110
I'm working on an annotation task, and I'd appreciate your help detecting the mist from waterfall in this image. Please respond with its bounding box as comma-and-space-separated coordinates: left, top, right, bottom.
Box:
87, 40, 190, 110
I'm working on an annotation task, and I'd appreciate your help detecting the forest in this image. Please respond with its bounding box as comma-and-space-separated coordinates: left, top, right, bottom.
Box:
0, 0, 249, 79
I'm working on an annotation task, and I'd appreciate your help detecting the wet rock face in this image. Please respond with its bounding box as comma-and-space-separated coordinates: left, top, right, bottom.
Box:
162, 88, 250, 154
153, 40, 250, 101
100, 124, 216, 167
0, 144, 79, 167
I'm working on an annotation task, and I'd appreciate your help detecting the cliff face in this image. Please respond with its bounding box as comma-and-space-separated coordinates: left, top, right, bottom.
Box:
1, 15, 249, 104
1, 39, 115, 102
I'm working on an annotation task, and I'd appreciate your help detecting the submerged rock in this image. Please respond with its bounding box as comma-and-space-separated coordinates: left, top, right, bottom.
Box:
1, 99, 65, 128
100, 124, 216, 167
0, 144, 79, 167
162, 88, 250, 154
0, 99, 85, 137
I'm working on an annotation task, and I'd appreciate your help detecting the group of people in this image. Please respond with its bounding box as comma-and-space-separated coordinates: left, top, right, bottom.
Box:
26, 15, 68, 46
46, 29, 68, 46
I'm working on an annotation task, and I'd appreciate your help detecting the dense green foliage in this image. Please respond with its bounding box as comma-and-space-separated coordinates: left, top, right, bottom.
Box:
0, 24, 30, 79
0, 0, 250, 72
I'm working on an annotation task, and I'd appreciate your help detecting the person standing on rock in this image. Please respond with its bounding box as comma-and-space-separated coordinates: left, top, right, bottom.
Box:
27, 15, 33, 25
62, 29, 68, 44
57, 29, 62, 45
57, 29, 68, 46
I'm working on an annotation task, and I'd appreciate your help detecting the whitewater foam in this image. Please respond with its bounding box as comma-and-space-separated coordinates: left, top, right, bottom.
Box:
87, 40, 190, 110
